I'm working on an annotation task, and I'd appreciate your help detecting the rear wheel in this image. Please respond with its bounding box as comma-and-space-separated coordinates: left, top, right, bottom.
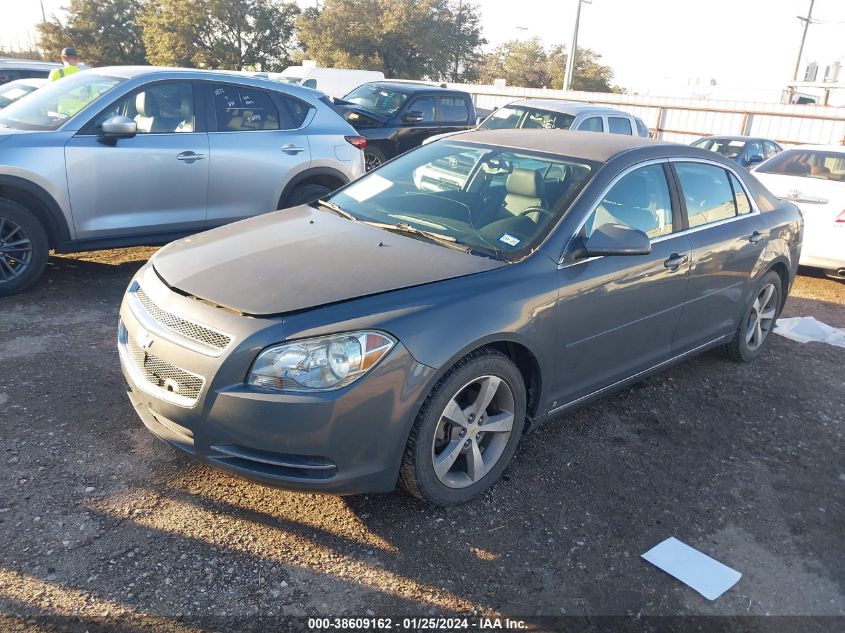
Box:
364, 147, 386, 172
399, 350, 526, 506
718, 270, 782, 362
0, 199, 49, 297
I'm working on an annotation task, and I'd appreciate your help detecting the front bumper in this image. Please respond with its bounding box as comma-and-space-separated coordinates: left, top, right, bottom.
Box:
119, 264, 437, 495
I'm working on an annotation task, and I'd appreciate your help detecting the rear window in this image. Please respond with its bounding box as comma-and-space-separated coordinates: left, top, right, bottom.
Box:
756, 149, 845, 182
438, 96, 468, 122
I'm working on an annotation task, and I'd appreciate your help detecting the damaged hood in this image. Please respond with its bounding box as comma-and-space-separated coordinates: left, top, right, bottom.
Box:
152, 205, 505, 316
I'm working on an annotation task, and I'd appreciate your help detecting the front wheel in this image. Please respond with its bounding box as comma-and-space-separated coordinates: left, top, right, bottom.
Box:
718, 270, 782, 362
399, 350, 526, 506
0, 199, 49, 297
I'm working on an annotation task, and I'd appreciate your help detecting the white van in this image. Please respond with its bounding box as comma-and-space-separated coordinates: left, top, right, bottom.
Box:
276, 67, 385, 99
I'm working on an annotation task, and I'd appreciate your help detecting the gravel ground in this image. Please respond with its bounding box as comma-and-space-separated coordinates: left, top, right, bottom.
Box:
0, 249, 843, 632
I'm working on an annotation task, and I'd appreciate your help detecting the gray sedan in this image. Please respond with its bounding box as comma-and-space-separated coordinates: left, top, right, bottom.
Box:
118, 130, 802, 506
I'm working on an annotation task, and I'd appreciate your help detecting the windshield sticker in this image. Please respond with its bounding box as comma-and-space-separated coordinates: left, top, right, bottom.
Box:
498, 233, 521, 247
344, 173, 394, 202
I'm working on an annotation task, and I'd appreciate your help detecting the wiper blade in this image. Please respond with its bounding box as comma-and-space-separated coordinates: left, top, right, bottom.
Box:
316, 199, 357, 221
361, 220, 460, 245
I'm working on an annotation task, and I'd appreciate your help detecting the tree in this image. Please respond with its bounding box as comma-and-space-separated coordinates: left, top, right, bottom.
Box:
297, 0, 484, 81
139, 0, 300, 71
478, 38, 617, 92
37, 0, 146, 66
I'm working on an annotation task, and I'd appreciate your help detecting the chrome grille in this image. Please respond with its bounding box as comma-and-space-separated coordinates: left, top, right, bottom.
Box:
126, 336, 205, 403
135, 286, 231, 351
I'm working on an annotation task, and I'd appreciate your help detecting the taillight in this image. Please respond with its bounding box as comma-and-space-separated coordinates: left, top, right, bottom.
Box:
345, 135, 367, 150
836, 209, 845, 223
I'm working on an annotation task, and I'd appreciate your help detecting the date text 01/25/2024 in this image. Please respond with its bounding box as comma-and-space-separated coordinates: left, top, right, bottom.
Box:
307, 617, 529, 630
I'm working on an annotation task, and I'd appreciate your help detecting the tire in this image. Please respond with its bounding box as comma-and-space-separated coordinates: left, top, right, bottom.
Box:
282, 183, 333, 209
399, 349, 526, 506
0, 198, 49, 297
718, 270, 782, 362
364, 146, 386, 172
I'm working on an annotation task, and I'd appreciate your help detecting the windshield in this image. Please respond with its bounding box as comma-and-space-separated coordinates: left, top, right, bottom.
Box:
707, 139, 745, 160
342, 84, 409, 115
480, 105, 575, 131
756, 149, 845, 182
0, 72, 122, 131
323, 141, 595, 260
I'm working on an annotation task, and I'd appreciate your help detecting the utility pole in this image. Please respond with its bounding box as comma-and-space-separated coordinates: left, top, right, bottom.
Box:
453, 0, 463, 83
563, 0, 591, 91
788, 0, 815, 101
39, 0, 47, 22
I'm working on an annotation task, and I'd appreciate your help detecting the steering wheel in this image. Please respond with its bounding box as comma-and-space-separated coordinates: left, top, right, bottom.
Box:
517, 206, 555, 222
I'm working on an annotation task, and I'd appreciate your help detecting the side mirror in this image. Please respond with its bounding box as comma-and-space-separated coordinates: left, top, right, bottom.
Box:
746, 154, 764, 165
579, 223, 651, 257
402, 111, 424, 124
98, 115, 136, 145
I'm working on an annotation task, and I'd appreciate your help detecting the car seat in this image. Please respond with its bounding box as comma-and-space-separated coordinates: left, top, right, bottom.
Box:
503, 169, 546, 218
134, 92, 161, 133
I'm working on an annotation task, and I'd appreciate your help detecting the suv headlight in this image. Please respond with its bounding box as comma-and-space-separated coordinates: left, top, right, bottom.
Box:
247, 331, 396, 392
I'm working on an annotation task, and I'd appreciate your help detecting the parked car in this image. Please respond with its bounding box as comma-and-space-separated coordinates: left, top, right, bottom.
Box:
118, 130, 801, 506
0, 66, 365, 296
0, 58, 61, 85
477, 100, 650, 137
0, 77, 47, 109
276, 67, 385, 99
691, 135, 783, 169
753, 144, 844, 280
335, 80, 476, 170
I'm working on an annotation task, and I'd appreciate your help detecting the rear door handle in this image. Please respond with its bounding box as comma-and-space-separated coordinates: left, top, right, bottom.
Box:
748, 231, 762, 244
663, 253, 689, 269
281, 144, 306, 154
176, 151, 205, 162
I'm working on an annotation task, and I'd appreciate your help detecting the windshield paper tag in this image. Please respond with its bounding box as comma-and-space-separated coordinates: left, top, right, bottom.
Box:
499, 233, 521, 247
344, 174, 393, 202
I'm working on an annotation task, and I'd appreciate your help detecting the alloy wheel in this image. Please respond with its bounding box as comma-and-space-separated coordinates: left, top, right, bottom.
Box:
746, 282, 778, 351
364, 152, 382, 171
0, 216, 33, 283
431, 375, 515, 489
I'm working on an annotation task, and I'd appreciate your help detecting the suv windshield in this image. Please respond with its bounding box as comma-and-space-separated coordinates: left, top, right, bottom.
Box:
324, 141, 595, 260
480, 105, 575, 131
0, 72, 122, 131
342, 84, 409, 115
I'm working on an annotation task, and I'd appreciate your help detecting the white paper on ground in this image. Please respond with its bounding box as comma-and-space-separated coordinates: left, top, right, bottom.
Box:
773, 317, 845, 348
641, 537, 741, 601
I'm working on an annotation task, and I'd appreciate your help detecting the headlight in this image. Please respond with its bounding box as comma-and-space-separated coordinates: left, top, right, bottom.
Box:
247, 331, 396, 392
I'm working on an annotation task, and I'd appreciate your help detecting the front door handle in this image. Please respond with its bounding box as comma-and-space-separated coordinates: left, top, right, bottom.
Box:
281, 144, 306, 154
663, 253, 689, 269
748, 231, 762, 244
176, 151, 206, 163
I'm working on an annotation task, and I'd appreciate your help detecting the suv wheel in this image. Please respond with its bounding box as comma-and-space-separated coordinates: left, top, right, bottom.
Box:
282, 183, 333, 209
0, 199, 49, 297
399, 349, 526, 505
364, 147, 386, 172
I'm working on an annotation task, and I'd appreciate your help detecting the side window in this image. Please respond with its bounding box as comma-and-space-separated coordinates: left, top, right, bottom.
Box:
675, 162, 737, 228
608, 117, 633, 135
278, 95, 311, 128
729, 172, 752, 214
584, 164, 674, 239
579, 116, 604, 133
635, 118, 649, 137
212, 84, 280, 132
96, 82, 194, 134
438, 96, 468, 122
763, 141, 780, 158
407, 97, 436, 123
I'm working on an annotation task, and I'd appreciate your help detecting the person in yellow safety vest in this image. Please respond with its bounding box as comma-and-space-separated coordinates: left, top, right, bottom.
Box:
48, 47, 81, 82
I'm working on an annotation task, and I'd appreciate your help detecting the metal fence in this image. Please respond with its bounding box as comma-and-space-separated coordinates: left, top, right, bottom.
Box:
445, 83, 845, 147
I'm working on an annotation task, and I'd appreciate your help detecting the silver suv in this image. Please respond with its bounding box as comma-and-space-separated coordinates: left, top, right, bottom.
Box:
0, 67, 365, 296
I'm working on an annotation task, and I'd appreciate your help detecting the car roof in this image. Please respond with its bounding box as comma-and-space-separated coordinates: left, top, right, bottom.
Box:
0, 58, 61, 69
357, 80, 456, 93
88, 66, 328, 99
503, 99, 636, 117
444, 128, 680, 162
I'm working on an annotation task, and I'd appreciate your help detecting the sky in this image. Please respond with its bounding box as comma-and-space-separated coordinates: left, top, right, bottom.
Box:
2, 0, 844, 93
